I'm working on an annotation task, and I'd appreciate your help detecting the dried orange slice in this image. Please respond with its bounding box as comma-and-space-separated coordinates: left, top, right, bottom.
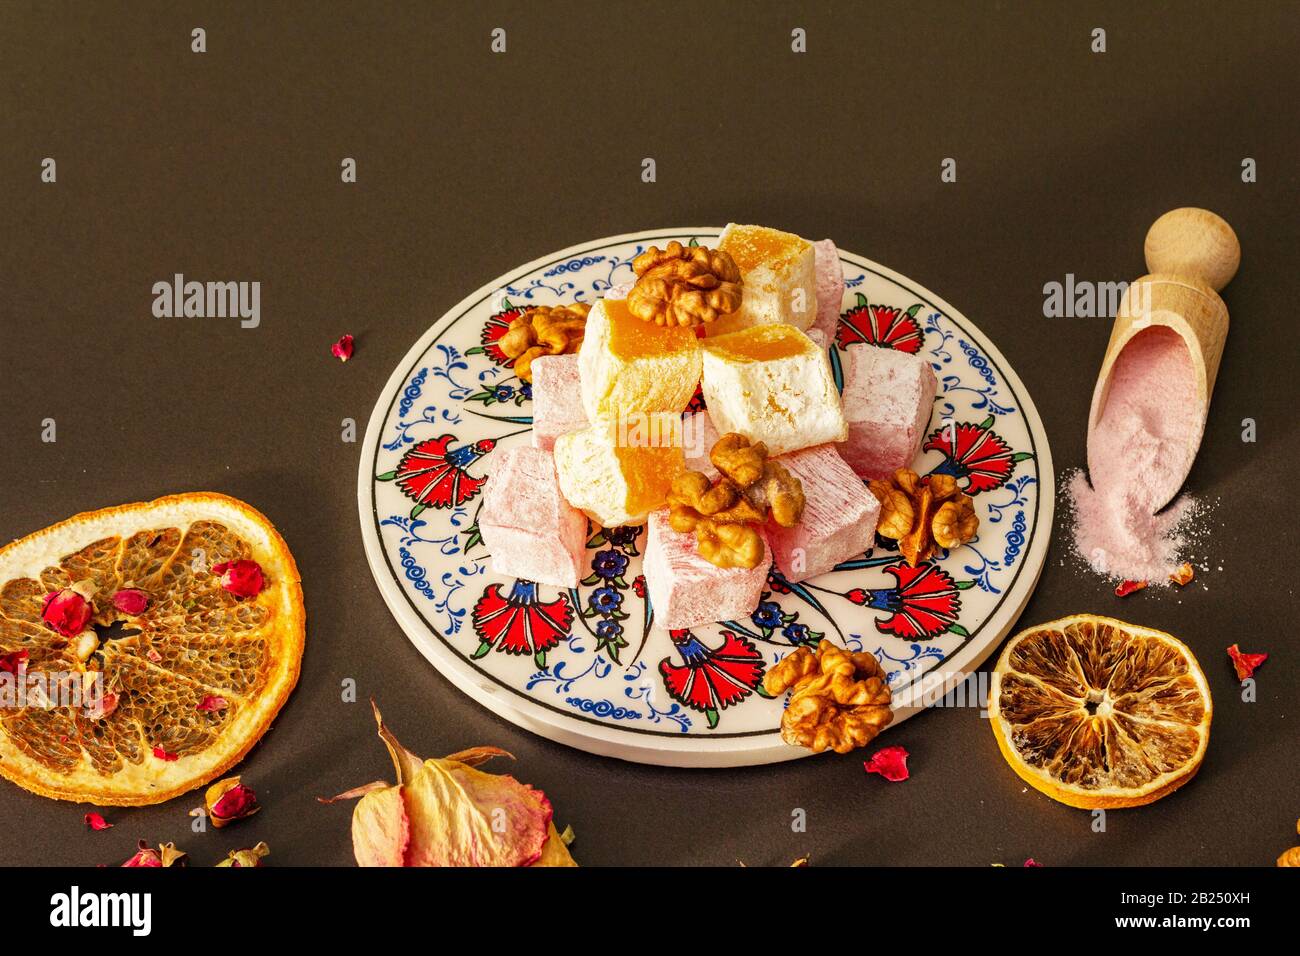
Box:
0, 493, 303, 805
989, 614, 1211, 809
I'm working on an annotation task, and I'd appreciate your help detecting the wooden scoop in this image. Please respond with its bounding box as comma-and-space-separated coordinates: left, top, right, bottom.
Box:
1086, 208, 1240, 509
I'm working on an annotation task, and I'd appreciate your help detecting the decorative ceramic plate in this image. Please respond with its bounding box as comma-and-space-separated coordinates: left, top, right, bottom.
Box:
359, 229, 1054, 767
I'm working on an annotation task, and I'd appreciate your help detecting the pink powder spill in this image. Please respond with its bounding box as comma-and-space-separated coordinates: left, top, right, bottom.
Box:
1069, 327, 1206, 583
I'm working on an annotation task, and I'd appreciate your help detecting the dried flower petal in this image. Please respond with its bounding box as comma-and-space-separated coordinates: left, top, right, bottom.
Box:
197, 695, 229, 712
331, 334, 355, 362
121, 841, 187, 867
1114, 579, 1147, 598
205, 777, 260, 828
84, 812, 113, 831
327, 701, 576, 868
0, 650, 28, 674
212, 559, 265, 598
1024, 858, 1043, 867
111, 588, 151, 615
1226, 644, 1268, 681
152, 745, 179, 762
41, 588, 92, 637
1169, 563, 1194, 587
863, 745, 910, 781
216, 842, 270, 868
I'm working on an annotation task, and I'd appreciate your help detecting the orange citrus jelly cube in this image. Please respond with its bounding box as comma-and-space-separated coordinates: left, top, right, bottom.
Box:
719, 224, 807, 273
700, 324, 812, 364
605, 298, 697, 358
614, 442, 682, 518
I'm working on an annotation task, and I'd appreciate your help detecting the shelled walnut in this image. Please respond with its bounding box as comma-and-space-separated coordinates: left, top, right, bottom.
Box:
763, 640, 893, 754
667, 434, 805, 569
627, 241, 743, 328
497, 303, 590, 382
868, 468, 977, 566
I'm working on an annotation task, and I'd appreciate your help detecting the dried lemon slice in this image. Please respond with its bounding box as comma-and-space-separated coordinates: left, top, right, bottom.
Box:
989, 614, 1211, 809
0, 493, 303, 805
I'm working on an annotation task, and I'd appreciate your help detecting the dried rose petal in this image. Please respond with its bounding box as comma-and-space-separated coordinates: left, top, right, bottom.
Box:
121, 841, 187, 868
84, 812, 113, 831
863, 745, 910, 782
325, 702, 574, 868
152, 745, 179, 762
205, 777, 260, 828
1114, 579, 1147, 598
1024, 858, 1043, 867
147, 648, 163, 664
330, 334, 355, 362
41, 588, 93, 636
216, 842, 270, 868
1169, 563, 1195, 587
1226, 644, 1268, 681
197, 695, 229, 712
212, 559, 265, 598
111, 588, 151, 615
83, 689, 118, 721
0, 650, 28, 674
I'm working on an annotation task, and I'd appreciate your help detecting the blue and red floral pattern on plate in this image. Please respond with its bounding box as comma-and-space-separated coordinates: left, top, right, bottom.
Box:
360, 229, 1053, 767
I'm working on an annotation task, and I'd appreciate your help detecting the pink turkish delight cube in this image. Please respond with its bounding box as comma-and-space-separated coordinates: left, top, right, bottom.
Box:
810, 239, 844, 342
839, 345, 938, 479
530, 354, 587, 451
682, 411, 720, 480
643, 509, 770, 630
768, 444, 879, 581
480, 446, 588, 588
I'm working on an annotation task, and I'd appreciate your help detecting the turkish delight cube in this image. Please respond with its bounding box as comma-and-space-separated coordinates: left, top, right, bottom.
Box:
530, 354, 587, 451
682, 411, 720, 480
768, 444, 879, 581
643, 509, 771, 630
480, 446, 588, 588
578, 297, 701, 420
839, 345, 938, 479
809, 239, 845, 342
701, 324, 847, 457
708, 223, 818, 335
554, 416, 685, 527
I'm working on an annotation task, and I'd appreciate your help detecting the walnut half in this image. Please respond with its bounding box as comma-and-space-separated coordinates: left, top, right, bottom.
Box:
627, 241, 743, 328
667, 433, 806, 570
497, 303, 590, 382
763, 640, 893, 754
869, 468, 978, 565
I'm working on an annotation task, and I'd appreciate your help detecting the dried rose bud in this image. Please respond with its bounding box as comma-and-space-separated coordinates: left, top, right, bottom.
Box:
212, 559, 265, 598
112, 588, 151, 615
216, 841, 270, 868
41, 588, 92, 636
205, 776, 260, 828
330, 333, 355, 362
121, 841, 187, 867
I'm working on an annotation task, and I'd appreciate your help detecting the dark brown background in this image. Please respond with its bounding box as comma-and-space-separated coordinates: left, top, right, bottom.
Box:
1, 1, 1296, 866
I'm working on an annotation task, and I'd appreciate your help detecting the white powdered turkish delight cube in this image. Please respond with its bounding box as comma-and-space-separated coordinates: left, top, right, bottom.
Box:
767, 444, 879, 582
480, 446, 588, 588
839, 345, 938, 479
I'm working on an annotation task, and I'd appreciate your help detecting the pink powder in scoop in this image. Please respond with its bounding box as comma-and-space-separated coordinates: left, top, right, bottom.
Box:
1069, 327, 1206, 583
